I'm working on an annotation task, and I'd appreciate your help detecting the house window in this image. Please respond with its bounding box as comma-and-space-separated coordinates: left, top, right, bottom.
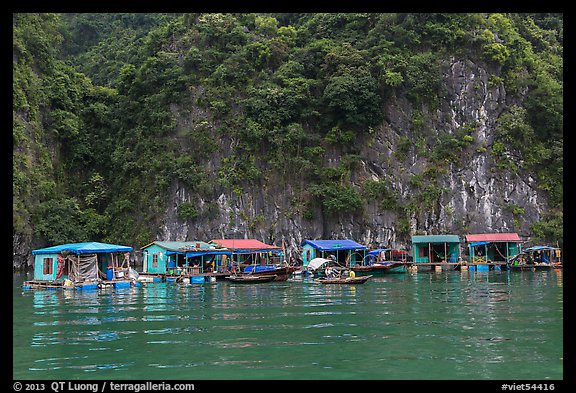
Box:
43, 257, 53, 275
306, 249, 311, 263
152, 253, 158, 268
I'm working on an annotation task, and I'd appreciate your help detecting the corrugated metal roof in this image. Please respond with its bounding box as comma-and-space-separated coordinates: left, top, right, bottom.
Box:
301, 239, 367, 251
411, 235, 460, 244
142, 241, 212, 251
33, 242, 132, 255
210, 239, 281, 250
465, 233, 521, 242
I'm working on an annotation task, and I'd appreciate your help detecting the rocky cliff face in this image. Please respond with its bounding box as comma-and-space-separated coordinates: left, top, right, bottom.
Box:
158, 57, 545, 258
11, 59, 547, 269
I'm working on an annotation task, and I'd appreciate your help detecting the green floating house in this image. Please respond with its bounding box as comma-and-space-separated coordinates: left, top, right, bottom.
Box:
141, 241, 232, 278
301, 239, 367, 267
411, 235, 460, 263
464, 233, 522, 263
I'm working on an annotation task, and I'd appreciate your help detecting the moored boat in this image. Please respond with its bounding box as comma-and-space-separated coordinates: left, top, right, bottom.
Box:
226, 274, 278, 283
242, 265, 289, 281
305, 257, 333, 276
508, 245, 562, 270
353, 248, 410, 274
316, 275, 373, 285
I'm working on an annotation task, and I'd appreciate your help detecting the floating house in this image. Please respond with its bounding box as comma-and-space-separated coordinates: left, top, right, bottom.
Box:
465, 233, 522, 264
411, 235, 460, 264
301, 239, 367, 267
140, 241, 232, 282
24, 241, 135, 290
209, 239, 282, 269
509, 245, 562, 270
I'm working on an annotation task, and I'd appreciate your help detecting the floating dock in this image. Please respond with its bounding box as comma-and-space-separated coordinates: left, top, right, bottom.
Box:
22, 279, 139, 290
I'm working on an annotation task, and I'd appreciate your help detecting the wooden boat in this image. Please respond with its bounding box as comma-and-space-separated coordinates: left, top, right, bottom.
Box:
226, 274, 278, 283
356, 248, 411, 274
508, 263, 562, 271
241, 265, 289, 281
316, 275, 373, 285
507, 245, 562, 271
351, 265, 374, 272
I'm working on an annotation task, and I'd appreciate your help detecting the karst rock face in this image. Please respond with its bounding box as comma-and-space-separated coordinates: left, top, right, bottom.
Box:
12, 58, 545, 270
13, 15, 562, 271
158, 58, 543, 259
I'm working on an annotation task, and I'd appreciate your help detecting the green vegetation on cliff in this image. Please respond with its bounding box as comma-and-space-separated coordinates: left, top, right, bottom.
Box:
13, 13, 563, 256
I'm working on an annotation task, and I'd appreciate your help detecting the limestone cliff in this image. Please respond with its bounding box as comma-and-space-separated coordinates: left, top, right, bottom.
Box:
158, 57, 546, 258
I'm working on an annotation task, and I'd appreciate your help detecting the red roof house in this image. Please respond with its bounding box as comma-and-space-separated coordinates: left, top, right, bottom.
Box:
465, 233, 522, 263
209, 239, 281, 252
465, 233, 522, 243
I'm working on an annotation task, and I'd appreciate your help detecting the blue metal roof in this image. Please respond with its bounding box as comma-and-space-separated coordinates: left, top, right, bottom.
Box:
301, 239, 367, 251
32, 242, 133, 255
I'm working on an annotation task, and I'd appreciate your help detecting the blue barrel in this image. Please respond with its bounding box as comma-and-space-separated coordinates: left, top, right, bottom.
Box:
476, 264, 489, 272
106, 267, 114, 281
191, 276, 205, 284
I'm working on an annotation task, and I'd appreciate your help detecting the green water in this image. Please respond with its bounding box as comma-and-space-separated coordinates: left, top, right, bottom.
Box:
13, 270, 563, 380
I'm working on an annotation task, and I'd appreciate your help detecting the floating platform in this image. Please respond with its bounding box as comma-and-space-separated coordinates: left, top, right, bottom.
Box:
409, 262, 509, 272
508, 263, 562, 271
22, 279, 139, 290
138, 271, 232, 283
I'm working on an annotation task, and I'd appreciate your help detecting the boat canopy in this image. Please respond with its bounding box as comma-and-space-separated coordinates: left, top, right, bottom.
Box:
524, 246, 559, 252
366, 248, 391, 256
306, 257, 332, 271
243, 265, 280, 273
32, 241, 132, 255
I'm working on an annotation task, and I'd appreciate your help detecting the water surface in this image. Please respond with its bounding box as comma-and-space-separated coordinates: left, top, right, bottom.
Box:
13, 270, 563, 380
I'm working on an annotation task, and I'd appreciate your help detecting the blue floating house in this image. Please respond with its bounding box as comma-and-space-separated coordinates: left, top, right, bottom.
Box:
411, 235, 460, 264
24, 242, 134, 290
301, 239, 367, 267
140, 241, 232, 281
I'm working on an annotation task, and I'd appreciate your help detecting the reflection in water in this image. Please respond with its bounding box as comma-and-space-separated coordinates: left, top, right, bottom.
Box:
14, 270, 563, 380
